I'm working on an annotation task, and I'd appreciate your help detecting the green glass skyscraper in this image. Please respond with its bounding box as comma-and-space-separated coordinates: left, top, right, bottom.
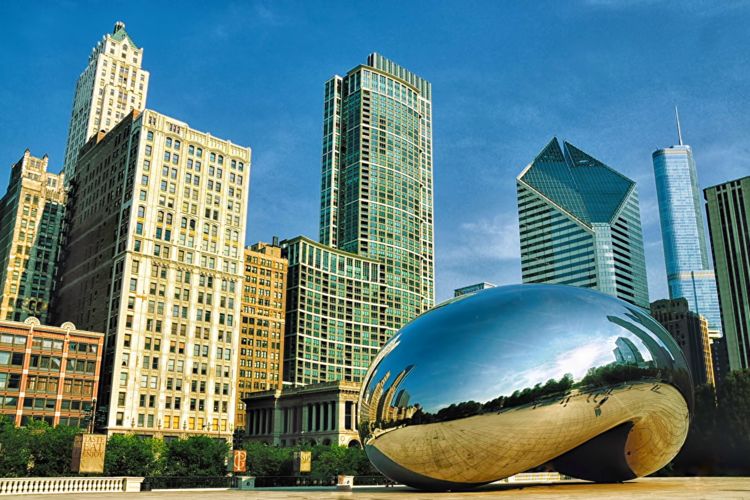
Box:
704, 177, 750, 371
320, 53, 435, 328
282, 53, 435, 386
517, 138, 649, 308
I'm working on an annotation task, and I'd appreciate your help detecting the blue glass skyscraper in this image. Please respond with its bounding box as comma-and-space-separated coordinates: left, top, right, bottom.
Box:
652, 109, 721, 334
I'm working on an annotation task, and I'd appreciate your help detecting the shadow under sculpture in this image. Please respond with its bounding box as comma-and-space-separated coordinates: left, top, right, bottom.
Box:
358, 284, 693, 490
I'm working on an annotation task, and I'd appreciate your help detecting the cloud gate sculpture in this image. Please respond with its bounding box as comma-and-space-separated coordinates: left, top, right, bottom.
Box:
358, 284, 693, 490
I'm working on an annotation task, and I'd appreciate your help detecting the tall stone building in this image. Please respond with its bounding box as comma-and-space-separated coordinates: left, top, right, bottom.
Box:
650, 298, 714, 386
282, 54, 435, 387
652, 110, 721, 334
55, 109, 250, 438
236, 242, 288, 430
0, 150, 65, 323
62, 22, 150, 182
517, 138, 649, 308
704, 177, 750, 372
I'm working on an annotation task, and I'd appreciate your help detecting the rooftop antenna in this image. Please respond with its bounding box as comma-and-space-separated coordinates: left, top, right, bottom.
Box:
675, 106, 684, 146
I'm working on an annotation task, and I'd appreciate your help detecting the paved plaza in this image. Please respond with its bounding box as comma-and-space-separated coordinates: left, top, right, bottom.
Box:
8, 477, 750, 499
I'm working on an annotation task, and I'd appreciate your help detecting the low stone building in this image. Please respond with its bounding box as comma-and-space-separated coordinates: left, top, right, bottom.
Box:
243, 381, 362, 448
0, 317, 103, 427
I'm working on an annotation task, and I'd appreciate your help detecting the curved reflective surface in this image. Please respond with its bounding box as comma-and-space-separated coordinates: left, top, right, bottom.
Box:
358, 284, 693, 490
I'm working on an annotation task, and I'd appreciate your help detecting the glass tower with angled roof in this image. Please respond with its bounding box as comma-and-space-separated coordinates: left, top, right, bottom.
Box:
62, 22, 150, 182
653, 110, 721, 335
517, 138, 649, 308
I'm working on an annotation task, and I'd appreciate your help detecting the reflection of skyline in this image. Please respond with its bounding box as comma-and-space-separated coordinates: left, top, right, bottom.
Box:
361, 365, 417, 428
613, 337, 646, 366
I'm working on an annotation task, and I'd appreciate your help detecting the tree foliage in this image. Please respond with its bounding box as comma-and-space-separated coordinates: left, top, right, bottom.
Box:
104, 434, 165, 476
0, 415, 30, 477
0, 417, 83, 477
242, 441, 377, 478
163, 436, 229, 476
664, 369, 750, 475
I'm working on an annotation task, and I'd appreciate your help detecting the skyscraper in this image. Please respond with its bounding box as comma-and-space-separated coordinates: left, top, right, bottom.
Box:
517, 138, 649, 308
652, 109, 721, 334
704, 177, 750, 371
0, 150, 65, 323
62, 22, 150, 182
55, 109, 250, 437
281, 54, 435, 386
320, 53, 435, 325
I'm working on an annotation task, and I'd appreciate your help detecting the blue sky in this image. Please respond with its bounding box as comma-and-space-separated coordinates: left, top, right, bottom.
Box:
1, 1, 749, 303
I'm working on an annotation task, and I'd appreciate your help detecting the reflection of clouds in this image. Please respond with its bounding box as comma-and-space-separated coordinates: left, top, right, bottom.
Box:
502, 338, 616, 393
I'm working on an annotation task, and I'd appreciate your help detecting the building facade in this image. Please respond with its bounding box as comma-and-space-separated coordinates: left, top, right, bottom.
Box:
652, 114, 721, 334
236, 242, 288, 430
62, 22, 150, 182
281, 236, 388, 386
55, 109, 250, 438
704, 177, 750, 371
517, 138, 649, 308
0, 317, 103, 427
454, 282, 495, 297
277, 54, 435, 389
243, 381, 362, 448
320, 53, 435, 332
650, 298, 714, 386
0, 151, 66, 324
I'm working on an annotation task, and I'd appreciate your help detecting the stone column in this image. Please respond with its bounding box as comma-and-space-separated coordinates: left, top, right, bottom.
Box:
336, 401, 344, 431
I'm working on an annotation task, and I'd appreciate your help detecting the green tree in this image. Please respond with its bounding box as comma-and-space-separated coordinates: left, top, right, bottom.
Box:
243, 441, 294, 476
310, 445, 377, 480
164, 436, 229, 476
0, 415, 30, 477
716, 369, 750, 473
668, 383, 718, 475
25, 420, 82, 477
104, 434, 165, 476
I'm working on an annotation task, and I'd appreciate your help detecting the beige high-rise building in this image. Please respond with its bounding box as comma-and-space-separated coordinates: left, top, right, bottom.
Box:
55, 109, 250, 438
0, 150, 65, 324
62, 22, 150, 182
236, 242, 288, 430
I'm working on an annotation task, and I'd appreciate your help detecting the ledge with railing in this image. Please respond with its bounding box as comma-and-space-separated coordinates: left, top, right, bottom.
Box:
0, 476, 143, 496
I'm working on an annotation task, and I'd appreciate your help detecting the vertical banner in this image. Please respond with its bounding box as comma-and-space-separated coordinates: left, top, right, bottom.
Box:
71, 434, 107, 473
233, 449, 247, 473
294, 450, 312, 473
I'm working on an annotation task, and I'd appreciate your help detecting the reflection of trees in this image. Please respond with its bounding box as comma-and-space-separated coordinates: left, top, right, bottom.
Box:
577, 361, 659, 388
395, 374, 576, 426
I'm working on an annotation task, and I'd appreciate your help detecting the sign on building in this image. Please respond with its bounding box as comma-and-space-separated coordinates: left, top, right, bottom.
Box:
294, 451, 312, 474
71, 434, 107, 473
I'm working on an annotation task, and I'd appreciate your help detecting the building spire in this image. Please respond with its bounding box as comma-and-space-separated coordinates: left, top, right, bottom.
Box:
675, 106, 683, 146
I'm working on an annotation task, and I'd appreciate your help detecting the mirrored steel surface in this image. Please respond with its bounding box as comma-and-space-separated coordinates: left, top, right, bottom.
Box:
358, 284, 693, 490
